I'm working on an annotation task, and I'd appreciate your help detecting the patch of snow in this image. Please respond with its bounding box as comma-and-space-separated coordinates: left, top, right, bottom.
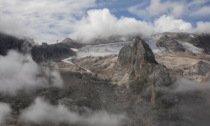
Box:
80, 67, 92, 73
176, 40, 200, 53
145, 34, 166, 54
77, 41, 133, 57
71, 48, 79, 52
61, 56, 76, 65
190, 34, 195, 38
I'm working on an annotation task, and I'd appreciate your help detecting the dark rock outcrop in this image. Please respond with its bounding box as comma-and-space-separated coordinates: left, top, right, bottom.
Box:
162, 32, 210, 54
188, 61, 210, 76
0, 33, 34, 56
156, 34, 185, 52
31, 43, 76, 63
31, 38, 83, 62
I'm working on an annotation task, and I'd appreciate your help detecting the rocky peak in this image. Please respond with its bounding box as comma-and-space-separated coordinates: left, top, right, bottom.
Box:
61, 37, 73, 43
119, 37, 171, 104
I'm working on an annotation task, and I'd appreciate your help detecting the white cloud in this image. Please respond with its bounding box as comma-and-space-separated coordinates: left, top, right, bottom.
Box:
194, 22, 210, 34
191, 6, 210, 17
0, 103, 11, 125
128, 0, 210, 20
154, 15, 193, 33
20, 97, 126, 126
0, 0, 96, 43
70, 8, 154, 43
0, 51, 63, 95
129, 0, 184, 18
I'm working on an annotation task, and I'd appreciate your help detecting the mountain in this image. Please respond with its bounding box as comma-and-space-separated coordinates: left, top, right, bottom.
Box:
0, 33, 210, 126
0, 32, 34, 55
31, 37, 83, 62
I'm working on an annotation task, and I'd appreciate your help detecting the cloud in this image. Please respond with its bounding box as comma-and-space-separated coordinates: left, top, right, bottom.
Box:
69, 8, 210, 43
20, 97, 126, 126
0, 50, 63, 95
128, 0, 184, 18
0, 103, 11, 125
146, 0, 184, 17
1, 0, 210, 44
70, 8, 154, 43
0, 0, 96, 43
128, 0, 210, 20
191, 6, 210, 17
194, 22, 210, 34
154, 15, 193, 33
170, 78, 210, 126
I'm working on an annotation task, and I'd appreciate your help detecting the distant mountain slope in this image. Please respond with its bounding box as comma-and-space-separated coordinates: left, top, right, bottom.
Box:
0, 33, 83, 62
31, 37, 83, 62
158, 32, 210, 54
0, 33, 34, 56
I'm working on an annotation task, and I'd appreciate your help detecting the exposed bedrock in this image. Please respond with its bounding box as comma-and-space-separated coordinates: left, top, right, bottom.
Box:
118, 37, 171, 104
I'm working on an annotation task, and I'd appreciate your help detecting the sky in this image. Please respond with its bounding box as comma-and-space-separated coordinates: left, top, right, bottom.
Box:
0, 0, 210, 43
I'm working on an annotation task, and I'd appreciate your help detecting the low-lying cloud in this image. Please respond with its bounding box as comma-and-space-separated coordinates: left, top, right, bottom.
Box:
20, 97, 126, 126
154, 15, 193, 33
70, 8, 154, 43
171, 78, 210, 126
70, 8, 210, 43
0, 50, 63, 95
0, 103, 11, 125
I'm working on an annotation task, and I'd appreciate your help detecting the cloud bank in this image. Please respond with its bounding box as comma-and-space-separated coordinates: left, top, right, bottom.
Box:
0, 51, 63, 95
70, 8, 154, 42
128, 0, 210, 18
70, 8, 210, 43
0, 0, 210, 43
0, 0, 96, 43
20, 97, 125, 126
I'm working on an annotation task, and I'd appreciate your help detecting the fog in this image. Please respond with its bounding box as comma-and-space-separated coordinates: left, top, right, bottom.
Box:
170, 78, 210, 126
0, 51, 63, 95
0, 103, 11, 125
20, 97, 126, 126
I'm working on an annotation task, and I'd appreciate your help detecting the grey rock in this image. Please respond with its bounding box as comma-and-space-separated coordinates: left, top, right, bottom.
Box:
118, 45, 132, 67
156, 34, 185, 52
119, 37, 171, 104
189, 61, 210, 76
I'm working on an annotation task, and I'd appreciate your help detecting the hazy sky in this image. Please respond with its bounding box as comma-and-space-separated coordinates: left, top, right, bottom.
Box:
0, 0, 210, 43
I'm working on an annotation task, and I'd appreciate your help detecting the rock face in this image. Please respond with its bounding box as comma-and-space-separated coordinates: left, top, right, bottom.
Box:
156, 34, 185, 52
31, 38, 83, 62
118, 45, 132, 67
189, 61, 210, 76
0, 33, 34, 56
159, 32, 210, 54
31, 43, 76, 62
119, 37, 171, 104
61, 37, 83, 48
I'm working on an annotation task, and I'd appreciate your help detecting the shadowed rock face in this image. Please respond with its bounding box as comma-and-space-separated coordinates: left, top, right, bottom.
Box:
156, 34, 185, 52
31, 44, 76, 63
0, 33, 34, 56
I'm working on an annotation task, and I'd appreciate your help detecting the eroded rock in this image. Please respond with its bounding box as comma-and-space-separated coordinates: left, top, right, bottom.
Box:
118, 45, 132, 67
119, 37, 171, 104
156, 34, 185, 52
